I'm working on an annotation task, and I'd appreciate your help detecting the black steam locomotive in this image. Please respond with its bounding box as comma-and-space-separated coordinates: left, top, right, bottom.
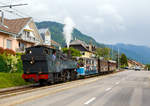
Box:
22, 45, 77, 84
22, 45, 117, 84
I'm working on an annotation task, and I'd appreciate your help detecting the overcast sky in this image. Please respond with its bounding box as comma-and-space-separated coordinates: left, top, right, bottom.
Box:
1, 0, 150, 46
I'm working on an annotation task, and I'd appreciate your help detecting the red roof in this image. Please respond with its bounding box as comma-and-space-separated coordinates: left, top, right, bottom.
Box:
0, 17, 31, 35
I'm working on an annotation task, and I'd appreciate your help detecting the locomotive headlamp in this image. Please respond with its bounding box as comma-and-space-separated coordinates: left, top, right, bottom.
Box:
29, 50, 32, 54
30, 57, 34, 64
26, 50, 32, 54
30, 61, 33, 64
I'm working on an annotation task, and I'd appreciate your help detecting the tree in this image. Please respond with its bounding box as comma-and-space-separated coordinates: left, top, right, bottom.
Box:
96, 47, 110, 60
62, 47, 81, 57
120, 53, 128, 68
145, 64, 150, 70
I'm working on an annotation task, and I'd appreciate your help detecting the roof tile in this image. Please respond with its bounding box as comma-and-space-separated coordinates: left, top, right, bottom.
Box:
0, 17, 31, 35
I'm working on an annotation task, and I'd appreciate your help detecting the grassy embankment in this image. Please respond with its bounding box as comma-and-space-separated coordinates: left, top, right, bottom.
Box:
0, 73, 30, 89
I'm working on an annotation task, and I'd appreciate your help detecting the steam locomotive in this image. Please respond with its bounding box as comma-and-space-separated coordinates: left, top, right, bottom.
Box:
21, 45, 116, 84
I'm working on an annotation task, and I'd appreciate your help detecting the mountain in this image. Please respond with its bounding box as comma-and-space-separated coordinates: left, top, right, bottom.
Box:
36, 21, 105, 48
109, 43, 150, 64
36, 21, 150, 64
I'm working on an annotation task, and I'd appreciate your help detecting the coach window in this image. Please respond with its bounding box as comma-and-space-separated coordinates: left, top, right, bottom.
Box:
6, 39, 12, 49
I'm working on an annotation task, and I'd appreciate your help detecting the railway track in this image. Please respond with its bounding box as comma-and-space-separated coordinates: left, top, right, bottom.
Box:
0, 70, 124, 99
0, 84, 41, 99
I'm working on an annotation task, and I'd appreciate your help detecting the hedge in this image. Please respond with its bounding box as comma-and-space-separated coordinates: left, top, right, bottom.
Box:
0, 48, 23, 73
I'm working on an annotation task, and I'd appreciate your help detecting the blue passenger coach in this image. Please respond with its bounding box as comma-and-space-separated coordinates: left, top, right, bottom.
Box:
77, 57, 98, 76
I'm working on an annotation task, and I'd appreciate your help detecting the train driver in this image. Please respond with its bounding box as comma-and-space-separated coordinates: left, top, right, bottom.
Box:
52, 50, 56, 61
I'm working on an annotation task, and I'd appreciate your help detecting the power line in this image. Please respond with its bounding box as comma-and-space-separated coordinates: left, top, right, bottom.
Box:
0, 1, 28, 27
0, 1, 53, 22
2, 9, 24, 18
0, 1, 28, 17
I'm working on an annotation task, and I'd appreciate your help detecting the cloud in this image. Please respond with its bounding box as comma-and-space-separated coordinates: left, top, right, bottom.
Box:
2, 0, 150, 46
97, 4, 126, 31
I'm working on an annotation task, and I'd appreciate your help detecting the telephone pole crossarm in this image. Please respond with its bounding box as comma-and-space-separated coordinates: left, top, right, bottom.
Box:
0, 4, 28, 8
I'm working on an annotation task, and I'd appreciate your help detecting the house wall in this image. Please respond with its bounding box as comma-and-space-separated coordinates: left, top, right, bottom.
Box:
81, 51, 92, 58
0, 32, 19, 51
0, 31, 34, 52
45, 30, 51, 45
0, 18, 42, 52
28, 20, 43, 44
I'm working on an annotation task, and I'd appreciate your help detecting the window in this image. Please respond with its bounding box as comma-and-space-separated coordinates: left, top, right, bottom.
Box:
23, 31, 30, 38
19, 42, 26, 51
7, 40, 12, 49
27, 32, 30, 37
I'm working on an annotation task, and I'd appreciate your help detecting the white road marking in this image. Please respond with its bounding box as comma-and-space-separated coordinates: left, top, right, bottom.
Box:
84, 97, 96, 105
105, 88, 112, 91
115, 81, 120, 85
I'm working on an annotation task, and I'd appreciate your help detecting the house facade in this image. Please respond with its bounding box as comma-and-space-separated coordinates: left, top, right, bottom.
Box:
128, 59, 145, 69
39, 28, 51, 46
38, 28, 61, 49
69, 40, 96, 58
0, 17, 43, 52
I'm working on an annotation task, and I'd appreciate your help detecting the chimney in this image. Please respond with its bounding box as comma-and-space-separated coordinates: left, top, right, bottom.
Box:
0, 11, 4, 25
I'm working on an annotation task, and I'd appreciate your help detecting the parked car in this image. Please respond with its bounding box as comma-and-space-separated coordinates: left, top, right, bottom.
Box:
135, 66, 141, 71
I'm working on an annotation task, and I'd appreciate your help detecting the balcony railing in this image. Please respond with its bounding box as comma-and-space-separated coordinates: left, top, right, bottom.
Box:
16, 48, 25, 53
21, 34, 38, 43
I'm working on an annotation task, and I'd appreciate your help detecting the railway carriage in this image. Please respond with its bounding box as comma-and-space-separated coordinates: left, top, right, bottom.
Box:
76, 57, 98, 76
98, 59, 109, 74
108, 60, 117, 72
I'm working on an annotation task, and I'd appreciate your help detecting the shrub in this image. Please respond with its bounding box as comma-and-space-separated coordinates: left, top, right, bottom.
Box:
0, 47, 4, 54
0, 49, 23, 73
0, 54, 8, 72
5, 49, 16, 56
62, 47, 81, 57
16, 53, 24, 73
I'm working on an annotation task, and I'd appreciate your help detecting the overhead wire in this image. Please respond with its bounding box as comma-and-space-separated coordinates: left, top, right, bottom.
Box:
0, 1, 53, 22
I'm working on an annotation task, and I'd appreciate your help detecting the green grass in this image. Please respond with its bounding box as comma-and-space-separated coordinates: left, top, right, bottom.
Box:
0, 73, 31, 89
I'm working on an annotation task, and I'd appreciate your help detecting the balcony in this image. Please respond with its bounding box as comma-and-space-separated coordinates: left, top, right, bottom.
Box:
16, 48, 25, 53
20, 34, 39, 44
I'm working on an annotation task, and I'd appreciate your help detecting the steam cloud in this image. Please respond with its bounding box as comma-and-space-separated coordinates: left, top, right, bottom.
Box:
63, 17, 75, 48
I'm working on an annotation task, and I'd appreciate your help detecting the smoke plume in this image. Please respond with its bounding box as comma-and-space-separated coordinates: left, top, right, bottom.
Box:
63, 17, 75, 48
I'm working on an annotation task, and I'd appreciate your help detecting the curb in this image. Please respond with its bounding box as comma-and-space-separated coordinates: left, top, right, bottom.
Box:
0, 84, 38, 93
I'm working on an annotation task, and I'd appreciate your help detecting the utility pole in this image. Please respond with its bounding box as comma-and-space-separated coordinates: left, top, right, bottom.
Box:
111, 45, 113, 60
118, 48, 120, 70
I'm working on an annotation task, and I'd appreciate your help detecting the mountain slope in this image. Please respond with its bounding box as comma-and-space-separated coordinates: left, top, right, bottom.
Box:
36, 21, 150, 64
109, 43, 150, 64
36, 21, 105, 48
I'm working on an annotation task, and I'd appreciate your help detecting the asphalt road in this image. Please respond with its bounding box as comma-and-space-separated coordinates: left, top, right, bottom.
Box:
1, 70, 150, 106
15, 70, 150, 106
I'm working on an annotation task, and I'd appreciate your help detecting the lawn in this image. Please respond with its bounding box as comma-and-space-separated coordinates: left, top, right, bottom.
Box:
0, 73, 30, 89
